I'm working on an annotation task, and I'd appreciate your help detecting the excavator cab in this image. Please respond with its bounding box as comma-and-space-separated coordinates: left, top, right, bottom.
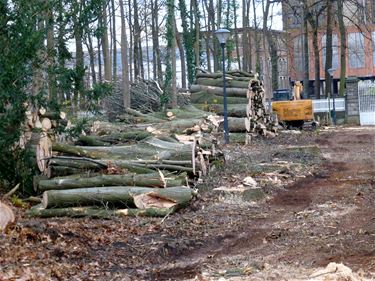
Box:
271, 82, 315, 129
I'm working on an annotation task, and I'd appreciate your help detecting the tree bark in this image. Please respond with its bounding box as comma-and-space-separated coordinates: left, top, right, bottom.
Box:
190, 84, 248, 96
37, 172, 186, 191
86, 33, 97, 84
233, 0, 241, 70
102, 6, 112, 81
111, 0, 117, 81
190, 92, 248, 104
27, 204, 175, 218
133, 0, 141, 78
337, 0, 346, 97
127, 0, 133, 82
175, 19, 187, 89
250, 0, 260, 74
119, 0, 131, 107
52, 139, 193, 161
76, 131, 152, 146
303, 14, 310, 97
325, 0, 333, 98
42, 186, 194, 208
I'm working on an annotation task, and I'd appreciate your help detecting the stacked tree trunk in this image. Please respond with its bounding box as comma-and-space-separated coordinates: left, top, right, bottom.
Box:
19, 107, 69, 172
191, 70, 278, 139
28, 108, 220, 218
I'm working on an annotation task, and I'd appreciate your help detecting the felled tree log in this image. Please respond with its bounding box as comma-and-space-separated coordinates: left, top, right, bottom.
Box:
190, 92, 248, 105
227, 69, 255, 77
218, 117, 247, 132
42, 186, 194, 208
195, 78, 250, 89
37, 172, 186, 191
190, 85, 248, 97
46, 166, 84, 178
148, 105, 209, 120
149, 118, 213, 134
195, 72, 253, 80
47, 157, 155, 174
53, 138, 193, 161
76, 131, 153, 146
27, 204, 175, 218
39, 111, 66, 120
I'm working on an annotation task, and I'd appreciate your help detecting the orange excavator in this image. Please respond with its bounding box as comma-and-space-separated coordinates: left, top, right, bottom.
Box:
271, 81, 316, 129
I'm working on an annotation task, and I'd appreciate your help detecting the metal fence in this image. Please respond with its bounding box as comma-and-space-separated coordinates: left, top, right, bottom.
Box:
358, 80, 375, 125
266, 98, 345, 113
312, 98, 345, 113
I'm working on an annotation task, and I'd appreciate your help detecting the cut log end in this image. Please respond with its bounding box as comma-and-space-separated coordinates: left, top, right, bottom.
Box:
0, 202, 15, 231
42, 192, 48, 209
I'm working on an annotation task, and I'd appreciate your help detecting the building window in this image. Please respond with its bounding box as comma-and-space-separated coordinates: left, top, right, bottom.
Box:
348, 32, 365, 68
322, 34, 339, 70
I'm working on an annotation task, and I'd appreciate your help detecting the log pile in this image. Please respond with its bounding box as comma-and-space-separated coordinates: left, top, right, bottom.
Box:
19, 107, 69, 172
28, 110, 221, 218
191, 70, 278, 139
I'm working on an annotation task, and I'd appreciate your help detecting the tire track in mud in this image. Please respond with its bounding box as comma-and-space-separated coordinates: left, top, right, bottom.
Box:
148, 128, 375, 280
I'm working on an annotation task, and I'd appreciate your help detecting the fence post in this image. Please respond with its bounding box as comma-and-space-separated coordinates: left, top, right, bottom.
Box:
345, 77, 360, 125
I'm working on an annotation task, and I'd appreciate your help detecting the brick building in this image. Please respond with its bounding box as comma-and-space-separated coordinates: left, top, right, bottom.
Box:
282, 0, 375, 97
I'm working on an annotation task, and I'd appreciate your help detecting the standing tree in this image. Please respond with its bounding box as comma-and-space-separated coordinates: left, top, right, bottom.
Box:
119, 0, 131, 107
337, 0, 346, 97
0, 0, 43, 191
163, 0, 177, 108
325, 0, 333, 98
178, 0, 195, 86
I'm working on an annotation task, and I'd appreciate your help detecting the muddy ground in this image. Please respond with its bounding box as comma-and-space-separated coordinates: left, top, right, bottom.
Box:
0, 126, 374, 280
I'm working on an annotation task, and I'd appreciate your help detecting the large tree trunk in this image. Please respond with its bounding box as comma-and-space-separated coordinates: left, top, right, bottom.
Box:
74, 25, 84, 111
144, 5, 151, 80
37, 172, 186, 191
193, 0, 200, 69
111, 0, 117, 81
46, 4, 57, 102
175, 19, 187, 89
76, 131, 152, 146
42, 186, 194, 208
307, 13, 321, 99
97, 36, 103, 82
52, 139, 193, 161
303, 14, 310, 97
252, 0, 261, 74
27, 204, 175, 218
127, 0, 133, 82
86, 33, 97, 84
233, 0, 241, 70
337, 0, 346, 97
190, 84, 248, 96
312, 21, 321, 99
133, 0, 141, 78
102, 6, 112, 81
325, 0, 333, 98
195, 78, 249, 88
119, 0, 131, 108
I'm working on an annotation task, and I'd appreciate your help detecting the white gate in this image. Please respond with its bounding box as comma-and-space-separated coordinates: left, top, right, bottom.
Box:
358, 81, 375, 126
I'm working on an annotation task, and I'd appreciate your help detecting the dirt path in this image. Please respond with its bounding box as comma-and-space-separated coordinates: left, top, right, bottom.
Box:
1, 127, 374, 281
152, 127, 375, 280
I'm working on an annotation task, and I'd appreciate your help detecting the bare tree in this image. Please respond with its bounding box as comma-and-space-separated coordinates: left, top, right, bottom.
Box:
324, 0, 333, 98
119, 0, 130, 107
101, 4, 112, 82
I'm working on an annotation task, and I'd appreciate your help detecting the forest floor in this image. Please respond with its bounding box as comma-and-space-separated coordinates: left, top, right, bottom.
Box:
1, 126, 374, 281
